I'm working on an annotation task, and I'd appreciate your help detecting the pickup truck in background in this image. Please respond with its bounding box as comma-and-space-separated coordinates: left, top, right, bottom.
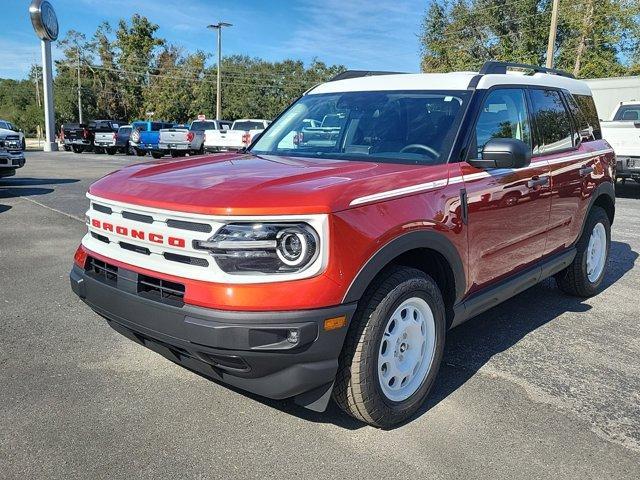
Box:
601, 101, 640, 183
0, 132, 25, 177
92, 124, 133, 155
159, 120, 230, 157
129, 121, 175, 158
93, 120, 125, 154
0, 119, 25, 151
203, 119, 269, 152
62, 123, 93, 153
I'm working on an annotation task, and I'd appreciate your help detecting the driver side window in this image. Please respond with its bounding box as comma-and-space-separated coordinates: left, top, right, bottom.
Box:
473, 88, 531, 158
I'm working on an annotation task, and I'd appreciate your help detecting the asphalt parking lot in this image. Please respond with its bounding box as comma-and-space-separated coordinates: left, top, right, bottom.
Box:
1, 150, 639, 479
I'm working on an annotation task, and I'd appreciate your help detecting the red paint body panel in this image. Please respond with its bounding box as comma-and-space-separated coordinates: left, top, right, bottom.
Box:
79, 161, 467, 311
544, 140, 615, 255
458, 159, 552, 293
79, 144, 614, 312
89, 153, 450, 216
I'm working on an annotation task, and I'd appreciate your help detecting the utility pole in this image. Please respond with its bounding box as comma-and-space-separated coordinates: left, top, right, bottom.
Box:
207, 22, 232, 120
77, 45, 83, 123
34, 65, 42, 108
546, 0, 560, 68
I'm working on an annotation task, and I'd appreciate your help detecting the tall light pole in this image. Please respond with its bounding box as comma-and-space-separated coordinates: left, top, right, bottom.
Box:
545, 0, 560, 68
77, 45, 83, 123
29, 0, 59, 152
207, 22, 232, 120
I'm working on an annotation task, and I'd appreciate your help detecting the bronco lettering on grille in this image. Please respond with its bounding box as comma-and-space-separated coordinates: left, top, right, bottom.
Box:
91, 219, 186, 248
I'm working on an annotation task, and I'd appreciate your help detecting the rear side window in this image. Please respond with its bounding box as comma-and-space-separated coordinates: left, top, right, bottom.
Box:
565, 93, 601, 142
613, 104, 640, 121
151, 122, 162, 131
529, 89, 574, 155
472, 88, 531, 158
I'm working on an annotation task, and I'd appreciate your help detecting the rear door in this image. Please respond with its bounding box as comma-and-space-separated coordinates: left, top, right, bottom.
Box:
528, 88, 595, 255
460, 87, 552, 293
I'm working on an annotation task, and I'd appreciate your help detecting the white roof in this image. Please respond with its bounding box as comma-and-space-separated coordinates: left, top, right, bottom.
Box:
310, 73, 477, 94
310, 70, 592, 96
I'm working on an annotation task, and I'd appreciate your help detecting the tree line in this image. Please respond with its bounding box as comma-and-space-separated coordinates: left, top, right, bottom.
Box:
2, 5, 640, 135
420, 0, 640, 76
1, 14, 345, 135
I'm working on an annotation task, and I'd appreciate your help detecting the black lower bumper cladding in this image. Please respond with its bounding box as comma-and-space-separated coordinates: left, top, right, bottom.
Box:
69, 261, 356, 411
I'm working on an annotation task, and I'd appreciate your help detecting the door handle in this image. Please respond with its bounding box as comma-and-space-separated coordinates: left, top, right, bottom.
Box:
579, 165, 594, 177
527, 176, 549, 188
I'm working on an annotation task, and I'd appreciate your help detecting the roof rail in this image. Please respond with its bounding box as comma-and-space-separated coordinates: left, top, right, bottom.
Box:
479, 61, 575, 79
329, 70, 405, 82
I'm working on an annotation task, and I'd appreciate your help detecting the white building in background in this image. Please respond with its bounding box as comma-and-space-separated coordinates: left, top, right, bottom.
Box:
584, 76, 640, 121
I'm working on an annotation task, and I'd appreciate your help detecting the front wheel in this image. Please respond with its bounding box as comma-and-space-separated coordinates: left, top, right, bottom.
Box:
106, 148, 116, 155
151, 151, 163, 159
555, 206, 611, 297
71, 145, 84, 154
134, 148, 146, 157
333, 267, 446, 428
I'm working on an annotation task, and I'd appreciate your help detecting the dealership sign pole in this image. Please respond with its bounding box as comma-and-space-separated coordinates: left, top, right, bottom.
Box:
29, 0, 59, 152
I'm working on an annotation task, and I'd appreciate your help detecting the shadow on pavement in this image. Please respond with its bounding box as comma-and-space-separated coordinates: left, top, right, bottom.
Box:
0, 204, 12, 214
247, 240, 637, 429
0, 177, 79, 200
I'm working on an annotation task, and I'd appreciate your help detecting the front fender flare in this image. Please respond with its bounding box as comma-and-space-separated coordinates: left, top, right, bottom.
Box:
342, 230, 466, 305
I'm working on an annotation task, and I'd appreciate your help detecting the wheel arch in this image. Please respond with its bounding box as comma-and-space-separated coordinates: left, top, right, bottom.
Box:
342, 230, 465, 326
579, 181, 615, 242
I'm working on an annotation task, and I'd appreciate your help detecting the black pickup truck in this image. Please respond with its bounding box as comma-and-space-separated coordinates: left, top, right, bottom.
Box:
63, 120, 124, 154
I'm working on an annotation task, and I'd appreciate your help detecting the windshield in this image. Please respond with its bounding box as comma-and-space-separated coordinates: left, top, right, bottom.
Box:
613, 105, 640, 121
233, 121, 266, 131
251, 91, 469, 164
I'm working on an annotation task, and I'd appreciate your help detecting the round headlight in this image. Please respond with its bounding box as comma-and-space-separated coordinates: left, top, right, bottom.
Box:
276, 227, 316, 266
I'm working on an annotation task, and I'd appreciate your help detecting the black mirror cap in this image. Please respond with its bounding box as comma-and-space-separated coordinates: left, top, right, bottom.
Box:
470, 138, 532, 169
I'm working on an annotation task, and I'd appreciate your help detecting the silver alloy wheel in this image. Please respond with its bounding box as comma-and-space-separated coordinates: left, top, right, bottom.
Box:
586, 222, 607, 282
378, 297, 436, 402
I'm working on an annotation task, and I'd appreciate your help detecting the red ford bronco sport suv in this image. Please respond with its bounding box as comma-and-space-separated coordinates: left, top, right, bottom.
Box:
70, 62, 615, 427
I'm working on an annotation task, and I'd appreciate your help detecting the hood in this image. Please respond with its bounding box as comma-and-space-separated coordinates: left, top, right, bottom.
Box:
89, 153, 447, 215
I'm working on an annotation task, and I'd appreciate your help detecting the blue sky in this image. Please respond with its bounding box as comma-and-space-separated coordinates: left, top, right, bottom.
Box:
1, 0, 426, 79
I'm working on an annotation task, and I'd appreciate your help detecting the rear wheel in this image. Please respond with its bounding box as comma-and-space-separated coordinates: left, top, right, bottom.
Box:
71, 145, 84, 154
151, 151, 163, 159
333, 267, 446, 428
555, 206, 610, 297
135, 148, 146, 157
106, 148, 116, 155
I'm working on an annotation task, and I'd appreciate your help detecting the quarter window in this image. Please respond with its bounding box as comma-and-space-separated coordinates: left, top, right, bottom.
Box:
473, 88, 531, 158
529, 89, 575, 155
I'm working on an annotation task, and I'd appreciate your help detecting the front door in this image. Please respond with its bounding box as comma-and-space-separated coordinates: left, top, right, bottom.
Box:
458, 87, 552, 294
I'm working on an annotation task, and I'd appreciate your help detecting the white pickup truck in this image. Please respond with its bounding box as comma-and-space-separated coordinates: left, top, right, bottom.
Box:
159, 120, 231, 157
203, 119, 270, 152
601, 101, 640, 183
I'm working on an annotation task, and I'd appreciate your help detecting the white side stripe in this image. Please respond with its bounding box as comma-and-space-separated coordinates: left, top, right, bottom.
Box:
349, 179, 448, 206
348, 149, 613, 206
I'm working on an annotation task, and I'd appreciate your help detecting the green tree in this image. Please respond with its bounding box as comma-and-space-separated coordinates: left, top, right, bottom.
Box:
420, 0, 640, 77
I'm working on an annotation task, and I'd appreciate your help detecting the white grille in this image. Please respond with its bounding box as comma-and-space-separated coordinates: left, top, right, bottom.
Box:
83, 193, 329, 284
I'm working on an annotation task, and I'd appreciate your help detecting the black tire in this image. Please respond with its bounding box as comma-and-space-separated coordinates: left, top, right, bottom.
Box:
106, 148, 116, 155
135, 148, 146, 157
555, 206, 611, 297
333, 266, 446, 428
21, 138, 26, 151
151, 151, 163, 159
71, 145, 84, 154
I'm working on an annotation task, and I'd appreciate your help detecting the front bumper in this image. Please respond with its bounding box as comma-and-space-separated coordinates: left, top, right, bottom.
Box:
0, 151, 25, 171
69, 263, 356, 410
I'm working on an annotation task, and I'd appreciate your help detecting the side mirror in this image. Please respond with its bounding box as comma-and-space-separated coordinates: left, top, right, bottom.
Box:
469, 138, 531, 169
